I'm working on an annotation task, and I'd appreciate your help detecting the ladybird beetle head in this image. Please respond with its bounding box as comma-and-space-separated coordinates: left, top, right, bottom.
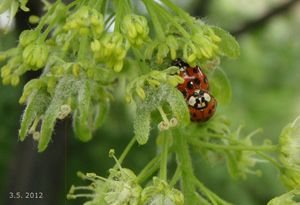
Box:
172, 58, 189, 72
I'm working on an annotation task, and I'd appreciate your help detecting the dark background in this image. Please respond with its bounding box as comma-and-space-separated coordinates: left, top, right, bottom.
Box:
1, 0, 300, 204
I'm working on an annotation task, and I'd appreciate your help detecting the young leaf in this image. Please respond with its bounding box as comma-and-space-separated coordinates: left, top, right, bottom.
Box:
93, 100, 109, 130
166, 87, 189, 125
38, 98, 63, 152
74, 80, 92, 142
209, 67, 232, 105
72, 110, 92, 142
134, 108, 151, 145
211, 26, 240, 58
19, 89, 50, 141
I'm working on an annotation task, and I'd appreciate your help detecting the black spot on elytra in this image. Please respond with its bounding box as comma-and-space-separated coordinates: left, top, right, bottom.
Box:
208, 109, 212, 114
193, 67, 199, 73
182, 90, 187, 97
194, 78, 200, 85
187, 81, 194, 89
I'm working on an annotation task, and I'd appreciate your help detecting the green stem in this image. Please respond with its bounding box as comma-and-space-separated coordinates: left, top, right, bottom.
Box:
132, 48, 149, 74
170, 166, 181, 186
150, 0, 190, 38
193, 177, 233, 205
137, 155, 160, 183
142, 0, 165, 40
36, 1, 60, 32
113, 0, 131, 32
99, 0, 107, 15
256, 151, 282, 170
174, 130, 197, 204
160, 0, 193, 25
160, 131, 169, 181
189, 137, 279, 152
66, 0, 81, 9
77, 35, 89, 61
157, 106, 169, 123
118, 137, 136, 165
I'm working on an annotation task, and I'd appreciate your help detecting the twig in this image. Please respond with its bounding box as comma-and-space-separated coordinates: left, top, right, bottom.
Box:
232, 0, 300, 37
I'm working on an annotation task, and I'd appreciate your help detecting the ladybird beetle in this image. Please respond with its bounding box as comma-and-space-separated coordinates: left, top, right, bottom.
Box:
172, 58, 209, 98
186, 89, 217, 122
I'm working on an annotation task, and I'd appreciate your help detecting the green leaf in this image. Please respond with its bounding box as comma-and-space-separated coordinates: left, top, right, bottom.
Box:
72, 110, 92, 142
38, 98, 63, 152
212, 26, 240, 58
19, 89, 50, 141
74, 80, 92, 142
134, 108, 151, 145
166, 87, 190, 125
93, 100, 109, 130
209, 67, 232, 105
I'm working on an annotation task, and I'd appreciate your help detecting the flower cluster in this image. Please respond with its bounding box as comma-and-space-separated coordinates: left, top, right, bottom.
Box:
64, 6, 104, 37
68, 150, 183, 205
141, 177, 184, 205
121, 14, 149, 47
279, 116, 300, 189
91, 33, 128, 72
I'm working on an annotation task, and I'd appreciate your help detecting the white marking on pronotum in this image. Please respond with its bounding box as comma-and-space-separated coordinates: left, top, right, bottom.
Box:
188, 96, 196, 106
203, 93, 211, 102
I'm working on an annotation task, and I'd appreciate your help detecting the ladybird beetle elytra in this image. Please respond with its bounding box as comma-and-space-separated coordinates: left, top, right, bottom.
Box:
174, 59, 209, 97
172, 58, 217, 122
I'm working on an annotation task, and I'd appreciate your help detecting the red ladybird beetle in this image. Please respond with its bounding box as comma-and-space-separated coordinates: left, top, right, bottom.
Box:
172, 58, 209, 98
186, 89, 217, 122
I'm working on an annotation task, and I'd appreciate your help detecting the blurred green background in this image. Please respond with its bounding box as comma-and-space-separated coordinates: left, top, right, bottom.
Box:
1, 0, 300, 204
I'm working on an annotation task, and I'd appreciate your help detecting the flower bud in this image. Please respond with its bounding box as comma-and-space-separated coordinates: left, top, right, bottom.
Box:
136, 87, 146, 100
19, 30, 39, 47
72, 64, 80, 77
147, 79, 161, 87
167, 75, 184, 87
57, 104, 72, 120
158, 121, 170, 131
1, 65, 11, 78
91, 39, 101, 52
29, 15, 40, 24
121, 14, 149, 46
11, 75, 20, 86
32, 131, 40, 141
23, 43, 49, 69
2, 76, 11, 85
150, 70, 167, 81
141, 177, 184, 205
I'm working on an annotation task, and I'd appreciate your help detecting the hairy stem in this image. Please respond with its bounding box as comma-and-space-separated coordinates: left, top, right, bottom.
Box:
188, 137, 278, 152
160, 131, 169, 181
174, 130, 197, 204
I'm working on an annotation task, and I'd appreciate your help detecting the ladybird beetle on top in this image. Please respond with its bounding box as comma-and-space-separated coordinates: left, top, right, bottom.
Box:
172, 58, 217, 122
187, 89, 217, 122
172, 58, 209, 98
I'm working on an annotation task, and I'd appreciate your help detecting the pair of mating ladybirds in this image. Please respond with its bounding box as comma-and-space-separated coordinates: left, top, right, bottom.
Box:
172, 59, 217, 122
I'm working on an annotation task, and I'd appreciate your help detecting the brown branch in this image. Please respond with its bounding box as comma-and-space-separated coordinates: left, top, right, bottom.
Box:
232, 0, 300, 37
